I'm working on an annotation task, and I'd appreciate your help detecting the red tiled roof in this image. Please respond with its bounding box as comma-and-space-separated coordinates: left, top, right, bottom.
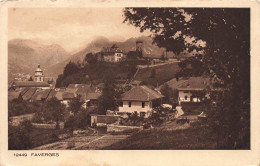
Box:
121, 86, 164, 101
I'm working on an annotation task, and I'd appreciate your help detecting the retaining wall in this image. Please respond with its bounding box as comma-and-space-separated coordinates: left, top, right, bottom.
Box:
107, 124, 143, 133
32, 122, 64, 130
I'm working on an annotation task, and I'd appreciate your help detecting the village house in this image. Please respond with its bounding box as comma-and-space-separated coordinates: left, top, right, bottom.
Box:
59, 83, 101, 107
101, 44, 125, 62
119, 86, 164, 117
160, 77, 211, 104
86, 92, 102, 107
177, 77, 211, 103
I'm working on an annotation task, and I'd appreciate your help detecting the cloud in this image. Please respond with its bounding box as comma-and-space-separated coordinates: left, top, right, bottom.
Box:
8, 8, 150, 52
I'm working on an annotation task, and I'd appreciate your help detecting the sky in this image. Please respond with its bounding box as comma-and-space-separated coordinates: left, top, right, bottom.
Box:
8, 8, 151, 53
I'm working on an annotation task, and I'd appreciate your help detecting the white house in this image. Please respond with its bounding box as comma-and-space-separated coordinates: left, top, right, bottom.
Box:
102, 44, 124, 62
177, 77, 211, 103
119, 86, 164, 117
159, 77, 211, 104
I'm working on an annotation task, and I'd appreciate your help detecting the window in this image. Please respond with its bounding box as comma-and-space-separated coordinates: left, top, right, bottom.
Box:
128, 101, 131, 107
142, 102, 145, 108
140, 112, 145, 118
184, 90, 189, 93
185, 96, 188, 100
119, 101, 123, 107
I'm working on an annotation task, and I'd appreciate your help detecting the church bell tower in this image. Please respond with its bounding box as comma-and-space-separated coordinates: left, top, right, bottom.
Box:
34, 64, 44, 82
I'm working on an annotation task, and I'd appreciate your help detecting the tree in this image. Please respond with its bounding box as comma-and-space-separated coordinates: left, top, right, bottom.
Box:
123, 8, 250, 149
8, 120, 33, 150
34, 97, 66, 129
85, 53, 98, 64
97, 70, 118, 114
63, 61, 80, 77
68, 95, 84, 114
160, 84, 178, 104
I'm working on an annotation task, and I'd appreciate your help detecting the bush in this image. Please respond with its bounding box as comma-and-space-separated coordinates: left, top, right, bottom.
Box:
64, 110, 90, 129
8, 120, 33, 150
8, 100, 40, 117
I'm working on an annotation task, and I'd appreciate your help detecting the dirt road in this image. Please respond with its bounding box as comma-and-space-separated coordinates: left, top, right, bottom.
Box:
33, 134, 129, 150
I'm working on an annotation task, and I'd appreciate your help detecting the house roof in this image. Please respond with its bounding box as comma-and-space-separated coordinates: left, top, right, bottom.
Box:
177, 77, 211, 91
102, 44, 123, 54
62, 92, 75, 100
12, 81, 49, 87
31, 90, 43, 101
21, 87, 30, 96
67, 84, 95, 93
66, 84, 97, 101
55, 91, 63, 100
160, 78, 187, 90
22, 88, 37, 101
86, 92, 101, 100
46, 90, 57, 100
111, 44, 119, 48
161, 77, 211, 91
41, 89, 52, 99
121, 86, 164, 101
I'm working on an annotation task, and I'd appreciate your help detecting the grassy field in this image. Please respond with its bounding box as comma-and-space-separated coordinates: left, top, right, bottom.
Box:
103, 122, 217, 150
29, 128, 72, 148
135, 62, 181, 87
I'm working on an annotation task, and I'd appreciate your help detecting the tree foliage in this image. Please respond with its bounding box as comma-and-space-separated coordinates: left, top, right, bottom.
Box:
8, 120, 33, 150
68, 95, 84, 114
97, 70, 118, 114
8, 100, 40, 117
33, 97, 66, 126
85, 53, 98, 64
124, 8, 250, 149
160, 84, 178, 104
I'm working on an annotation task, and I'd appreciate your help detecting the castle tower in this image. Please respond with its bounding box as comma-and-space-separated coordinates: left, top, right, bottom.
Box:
34, 64, 44, 82
136, 40, 143, 58
136, 40, 143, 52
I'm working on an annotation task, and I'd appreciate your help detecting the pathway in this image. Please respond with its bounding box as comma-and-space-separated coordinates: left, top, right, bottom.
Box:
32, 134, 129, 150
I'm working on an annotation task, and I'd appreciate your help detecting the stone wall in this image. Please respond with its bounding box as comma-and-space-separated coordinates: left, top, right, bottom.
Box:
32, 122, 64, 130
9, 113, 35, 126
91, 115, 119, 127
107, 124, 143, 133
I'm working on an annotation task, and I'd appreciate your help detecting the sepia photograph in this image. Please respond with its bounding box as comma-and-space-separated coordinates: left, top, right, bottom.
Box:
7, 7, 251, 151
